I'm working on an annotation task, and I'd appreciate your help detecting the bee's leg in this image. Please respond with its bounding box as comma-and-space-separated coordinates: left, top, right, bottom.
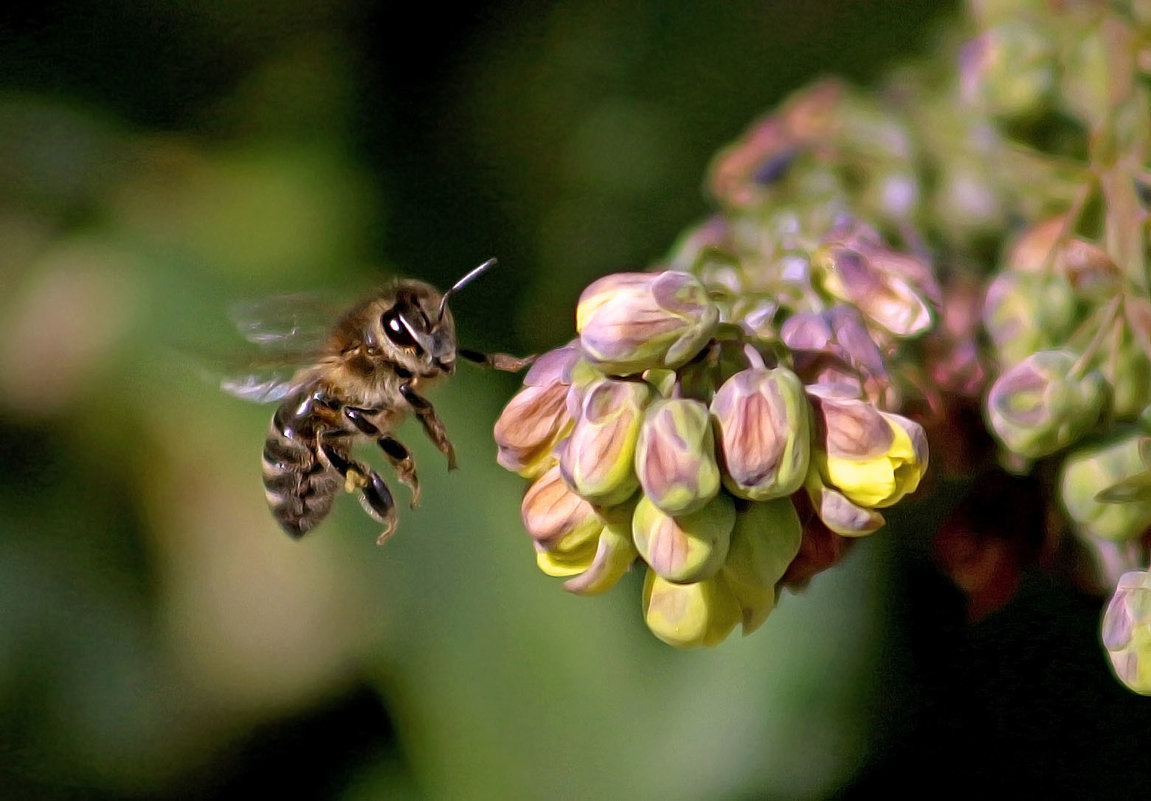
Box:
378, 436, 421, 508
344, 407, 421, 508
458, 348, 536, 372
399, 384, 457, 470
318, 432, 398, 544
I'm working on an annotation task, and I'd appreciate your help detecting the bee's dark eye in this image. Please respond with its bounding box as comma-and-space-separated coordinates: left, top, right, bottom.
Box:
381, 309, 418, 350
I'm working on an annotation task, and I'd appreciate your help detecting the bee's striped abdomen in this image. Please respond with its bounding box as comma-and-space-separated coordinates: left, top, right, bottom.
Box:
262, 401, 340, 538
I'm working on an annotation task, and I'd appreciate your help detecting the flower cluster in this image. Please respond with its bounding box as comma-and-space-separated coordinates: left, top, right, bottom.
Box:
496, 263, 929, 647
494, 0, 1151, 691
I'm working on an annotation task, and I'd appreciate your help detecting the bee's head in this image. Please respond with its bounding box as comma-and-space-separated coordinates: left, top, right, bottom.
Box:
366, 258, 497, 378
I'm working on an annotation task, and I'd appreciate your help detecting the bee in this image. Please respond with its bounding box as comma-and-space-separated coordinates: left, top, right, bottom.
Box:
222, 258, 533, 544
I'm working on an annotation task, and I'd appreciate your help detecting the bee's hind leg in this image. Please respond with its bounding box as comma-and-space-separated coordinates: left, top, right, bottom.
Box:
343, 407, 420, 507
318, 433, 398, 545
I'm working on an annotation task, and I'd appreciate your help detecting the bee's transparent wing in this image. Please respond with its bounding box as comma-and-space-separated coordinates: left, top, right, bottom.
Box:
218, 360, 313, 404
214, 291, 349, 404
229, 292, 346, 354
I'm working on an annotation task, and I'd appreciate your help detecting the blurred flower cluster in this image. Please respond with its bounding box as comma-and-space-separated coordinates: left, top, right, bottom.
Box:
497, 0, 1151, 685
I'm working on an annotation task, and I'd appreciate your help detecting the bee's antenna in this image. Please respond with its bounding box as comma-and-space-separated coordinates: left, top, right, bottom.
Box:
438, 257, 497, 319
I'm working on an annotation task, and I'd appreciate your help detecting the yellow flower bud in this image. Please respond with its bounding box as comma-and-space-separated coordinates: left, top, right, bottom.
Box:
804, 473, 886, 536
642, 569, 742, 648
812, 396, 928, 509
632, 493, 735, 584
562, 511, 639, 596
576, 271, 719, 375
536, 544, 599, 578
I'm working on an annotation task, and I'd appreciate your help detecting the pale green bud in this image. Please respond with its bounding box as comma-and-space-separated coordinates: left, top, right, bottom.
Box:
986, 349, 1106, 459
635, 398, 722, 515
1102, 571, 1151, 695
982, 272, 1078, 367
576, 271, 719, 375
559, 377, 651, 505
712, 367, 811, 501
641, 569, 741, 648
1060, 430, 1151, 542
722, 498, 803, 634
632, 493, 735, 585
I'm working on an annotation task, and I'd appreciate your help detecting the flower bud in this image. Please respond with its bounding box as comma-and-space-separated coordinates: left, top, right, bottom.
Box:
559, 377, 651, 505
722, 499, 803, 634
962, 23, 1055, 120
782, 306, 888, 402
1102, 571, 1151, 695
805, 475, 886, 536
982, 272, 1078, 367
562, 510, 638, 596
781, 306, 888, 383
632, 493, 735, 584
1006, 218, 1122, 298
712, 366, 812, 501
706, 79, 842, 208
666, 214, 733, 273
986, 349, 1106, 459
495, 345, 578, 478
641, 569, 741, 648
561, 355, 606, 420
1060, 430, 1151, 542
811, 396, 928, 509
779, 496, 856, 589
811, 244, 932, 337
831, 220, 941, 307
635, 398, 722, 515
576, 271, 719, 375
521, 465, 603, 562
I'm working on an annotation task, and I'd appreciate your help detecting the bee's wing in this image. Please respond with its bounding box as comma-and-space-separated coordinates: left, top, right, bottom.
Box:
218, 358, 316, 404
229, 292, 346, 354
213, 291, 348, 404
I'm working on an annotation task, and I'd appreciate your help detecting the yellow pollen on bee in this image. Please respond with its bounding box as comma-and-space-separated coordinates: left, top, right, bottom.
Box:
345, 468, 369, 493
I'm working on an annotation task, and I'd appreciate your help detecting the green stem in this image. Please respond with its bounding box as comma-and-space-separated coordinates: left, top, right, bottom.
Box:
1071, 294, 1123, 378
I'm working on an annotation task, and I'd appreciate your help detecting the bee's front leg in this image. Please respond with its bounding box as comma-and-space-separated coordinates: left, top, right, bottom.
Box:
399, 384, 457, 470
344, 407, 421, 507
458, 349, 536, 372
317, 430, 398, 544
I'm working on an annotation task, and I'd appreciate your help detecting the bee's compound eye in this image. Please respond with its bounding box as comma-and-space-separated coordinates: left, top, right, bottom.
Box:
381, 309, 418, 349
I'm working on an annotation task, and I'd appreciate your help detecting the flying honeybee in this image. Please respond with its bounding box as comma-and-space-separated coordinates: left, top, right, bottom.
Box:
222, 258, 533, 543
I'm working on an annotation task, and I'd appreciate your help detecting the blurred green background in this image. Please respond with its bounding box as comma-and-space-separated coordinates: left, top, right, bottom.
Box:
6, 1, 1150, 799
